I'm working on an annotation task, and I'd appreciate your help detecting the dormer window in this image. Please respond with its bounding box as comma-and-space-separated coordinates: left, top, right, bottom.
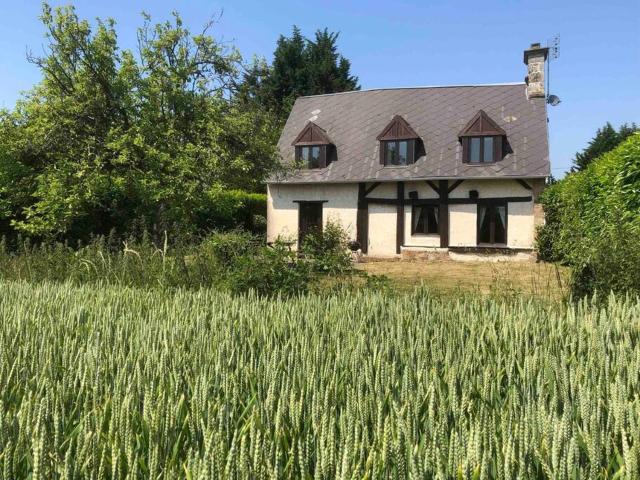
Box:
377, 115, 422, 166
292, 121, 335, 170
296, 145, 323, 169
382, 139, 415, 166
459, 110, 506, 164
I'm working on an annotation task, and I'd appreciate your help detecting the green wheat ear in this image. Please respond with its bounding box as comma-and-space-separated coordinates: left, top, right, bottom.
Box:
0, 281, 637, 479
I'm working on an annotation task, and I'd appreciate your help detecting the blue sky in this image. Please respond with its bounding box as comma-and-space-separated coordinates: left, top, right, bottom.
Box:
1, 1, 638, 176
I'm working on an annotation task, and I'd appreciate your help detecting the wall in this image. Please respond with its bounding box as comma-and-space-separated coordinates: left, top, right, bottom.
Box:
267, 183, 359, 246
367, 204, 397, 256
448, 179, 535, 248
267, 178, 537, 254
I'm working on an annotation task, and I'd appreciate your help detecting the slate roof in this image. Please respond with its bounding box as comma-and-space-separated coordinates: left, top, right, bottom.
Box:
270, 83, 550, 184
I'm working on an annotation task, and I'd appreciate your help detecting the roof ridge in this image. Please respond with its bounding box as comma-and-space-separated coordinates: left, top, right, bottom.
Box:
298, 82, 526, 99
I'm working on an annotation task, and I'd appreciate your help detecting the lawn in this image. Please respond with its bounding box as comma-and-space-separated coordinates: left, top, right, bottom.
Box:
357, 259, 570, 300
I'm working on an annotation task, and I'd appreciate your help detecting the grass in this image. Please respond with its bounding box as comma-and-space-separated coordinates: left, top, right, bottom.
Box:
357, 259, 570, 301
0, 280, 637, 478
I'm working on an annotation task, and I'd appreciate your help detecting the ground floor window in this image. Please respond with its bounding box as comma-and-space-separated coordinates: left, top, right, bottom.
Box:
412, 205, 438, 234
298, 202, 323, 246
477, 203, 507, 245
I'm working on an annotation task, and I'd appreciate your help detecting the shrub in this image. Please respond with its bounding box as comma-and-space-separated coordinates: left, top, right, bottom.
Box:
536, 133, 640, 297
202, 230, 261, 269
197, 188, 267, 233
301, 220, 353, 275
226, 240, 311, 295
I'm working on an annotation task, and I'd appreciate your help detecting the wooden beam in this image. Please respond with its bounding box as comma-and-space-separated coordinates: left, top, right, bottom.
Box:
516, 179, 532, 190
425, 180, 439, 195
396, 182, 405, 254
356, 183, 368, 253
449, 196, 532, 204
364, 182, 381, 196
438, 180, 449, 248
447, 179, 465, 194
364, 196, 533, 206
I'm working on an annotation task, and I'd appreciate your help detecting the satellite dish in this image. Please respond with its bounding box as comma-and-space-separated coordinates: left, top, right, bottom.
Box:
547, 94, 561, 106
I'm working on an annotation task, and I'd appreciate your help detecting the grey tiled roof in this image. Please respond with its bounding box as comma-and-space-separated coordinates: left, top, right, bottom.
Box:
270, 83, 550, 183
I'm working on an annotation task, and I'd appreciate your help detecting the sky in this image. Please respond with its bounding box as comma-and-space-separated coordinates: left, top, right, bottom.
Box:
0, 1, 638, 176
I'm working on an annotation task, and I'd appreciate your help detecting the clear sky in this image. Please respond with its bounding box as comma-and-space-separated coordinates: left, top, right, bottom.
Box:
1, 1, 638, 176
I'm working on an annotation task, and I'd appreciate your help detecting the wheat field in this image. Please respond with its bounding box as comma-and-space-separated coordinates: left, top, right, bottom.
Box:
0, 281, 638, 479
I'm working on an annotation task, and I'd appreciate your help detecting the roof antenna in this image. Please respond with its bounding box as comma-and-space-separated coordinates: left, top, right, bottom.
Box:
546, 34, 561, 106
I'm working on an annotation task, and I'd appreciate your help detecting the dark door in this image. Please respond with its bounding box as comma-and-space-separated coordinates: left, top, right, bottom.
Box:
298, 202, 323, 247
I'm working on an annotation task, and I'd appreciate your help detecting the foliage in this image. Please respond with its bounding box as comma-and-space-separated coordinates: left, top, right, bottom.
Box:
237, 26, 360, 122
572, 121, 638, 171
0, 231, 324, 296
197, 189, 267, 233
0, 4, 280, 241
301, 220, 353, 275
0, 281, 638, 478
538, 133, 640, 296
226, 240, 311, 296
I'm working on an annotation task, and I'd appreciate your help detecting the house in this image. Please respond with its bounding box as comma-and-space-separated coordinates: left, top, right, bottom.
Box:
267, 43, 550, 258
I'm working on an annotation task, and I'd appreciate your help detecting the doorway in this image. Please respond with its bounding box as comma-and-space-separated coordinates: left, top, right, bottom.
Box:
298, 202, 323, 247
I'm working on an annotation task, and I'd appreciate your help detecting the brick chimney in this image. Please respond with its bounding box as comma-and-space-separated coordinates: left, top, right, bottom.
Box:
523, 43, 549, 98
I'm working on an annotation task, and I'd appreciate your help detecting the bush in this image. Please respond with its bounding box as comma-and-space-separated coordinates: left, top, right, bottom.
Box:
537, 133, 640, 297
197, 188, 267, 233
202, 230, 261, 269
300, 220, 353, 275
226, 240, 311, 296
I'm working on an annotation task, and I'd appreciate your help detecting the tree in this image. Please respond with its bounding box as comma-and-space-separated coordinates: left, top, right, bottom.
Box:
0, 3, 280, 240
572, 122, 638, 171
238, 26, 360, 122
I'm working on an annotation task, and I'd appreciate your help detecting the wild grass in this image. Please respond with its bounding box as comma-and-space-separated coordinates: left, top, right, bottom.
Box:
0, 281, 638, 479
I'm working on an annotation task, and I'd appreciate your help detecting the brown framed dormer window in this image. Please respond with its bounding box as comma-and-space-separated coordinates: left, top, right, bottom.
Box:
465, 136, 502, 164
377, 115, 422, 167
291, 121, 335, 170
296, 145, 324, 169
459, 110, 506, 164
382, 139, 416, 166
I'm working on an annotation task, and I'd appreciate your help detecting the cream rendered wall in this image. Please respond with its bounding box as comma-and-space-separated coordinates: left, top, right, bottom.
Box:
368, 204, 397, 256
368, 182, 396, 199
403, 181, 440, 248
449, 204, 477, 246
448, 179, 535, 248
506, 201, 535, 248
267, 183, 358, 246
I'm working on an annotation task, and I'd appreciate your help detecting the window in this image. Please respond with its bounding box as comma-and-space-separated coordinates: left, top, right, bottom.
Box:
292, 122, 334, 169
459, 110, 506, 164
382, 140, 414, 166
477, 203, 507, 245
296, 145, 323, 169
412, 205, 439, 235
467, 136, 500, 164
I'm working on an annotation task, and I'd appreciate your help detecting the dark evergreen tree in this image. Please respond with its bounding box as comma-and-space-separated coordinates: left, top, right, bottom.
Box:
238, 26, 359, 122
572, 122, 638, 171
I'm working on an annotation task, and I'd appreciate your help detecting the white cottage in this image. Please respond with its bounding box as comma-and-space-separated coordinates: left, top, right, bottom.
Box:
267, 43, 551, 258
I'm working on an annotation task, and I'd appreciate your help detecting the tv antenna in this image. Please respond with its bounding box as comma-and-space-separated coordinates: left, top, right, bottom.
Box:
546, 34, 561, 106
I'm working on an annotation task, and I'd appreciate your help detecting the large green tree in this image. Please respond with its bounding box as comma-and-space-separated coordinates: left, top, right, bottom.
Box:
572, 122, 638, 171
237, 26, 360, 122
0, 4, 280, 240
